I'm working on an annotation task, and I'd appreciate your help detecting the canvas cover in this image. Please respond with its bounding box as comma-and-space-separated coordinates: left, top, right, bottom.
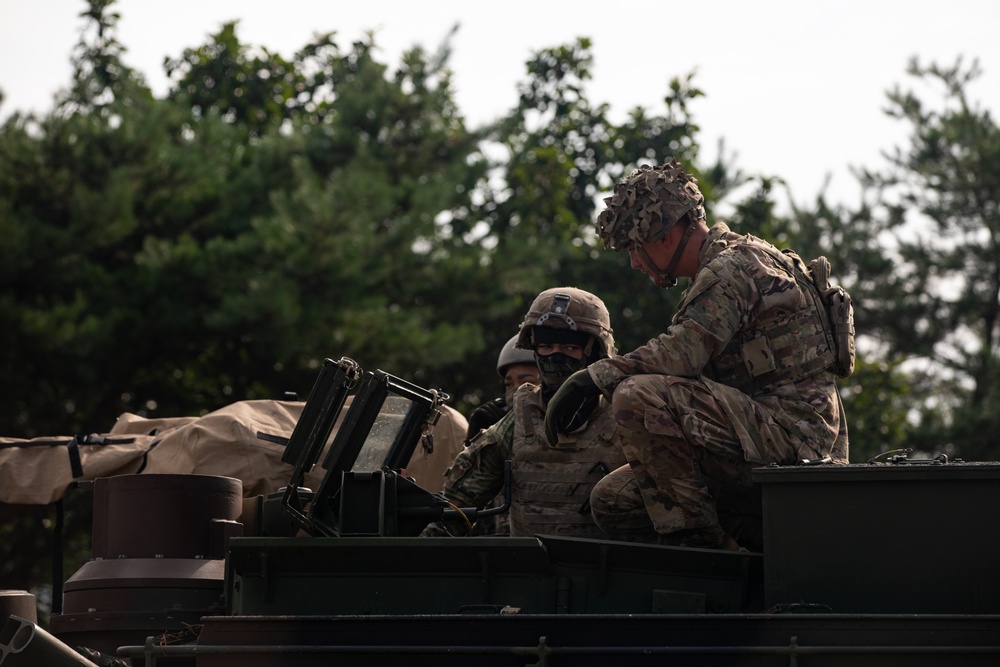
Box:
0, 399, 467, 505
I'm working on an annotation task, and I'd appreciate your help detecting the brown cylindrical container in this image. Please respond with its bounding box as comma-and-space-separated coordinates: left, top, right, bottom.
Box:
0, 590, 36, 625
91, 474, 242, 560
51, 474, 243, 657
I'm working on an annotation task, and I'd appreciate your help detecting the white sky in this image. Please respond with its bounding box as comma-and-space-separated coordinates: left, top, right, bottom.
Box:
2, 0, 998, 213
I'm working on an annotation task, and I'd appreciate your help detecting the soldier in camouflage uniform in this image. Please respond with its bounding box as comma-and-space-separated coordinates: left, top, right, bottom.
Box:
545, 160, 851, 551
464, 335, 540, 447
464, 335, 540, 535
421, 287, 627, 538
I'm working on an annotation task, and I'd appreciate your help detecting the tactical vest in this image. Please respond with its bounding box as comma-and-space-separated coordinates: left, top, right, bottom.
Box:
508, 387, 625, 538
707, 234, 836, 395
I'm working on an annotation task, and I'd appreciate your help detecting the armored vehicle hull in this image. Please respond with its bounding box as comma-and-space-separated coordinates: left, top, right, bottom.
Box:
3, 358, 998, 665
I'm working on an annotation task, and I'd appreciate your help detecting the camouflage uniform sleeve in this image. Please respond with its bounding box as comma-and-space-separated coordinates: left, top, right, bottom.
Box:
420, 409, 514, 537
588, 254, 759, 395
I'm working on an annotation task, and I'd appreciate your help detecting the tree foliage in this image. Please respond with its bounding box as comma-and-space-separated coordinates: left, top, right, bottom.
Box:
814, 57, 1000, 460
0, 2, 490, 436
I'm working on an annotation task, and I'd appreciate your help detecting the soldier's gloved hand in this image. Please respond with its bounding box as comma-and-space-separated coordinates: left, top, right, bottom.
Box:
544, 369, 602, 444
465, 398, 508, 444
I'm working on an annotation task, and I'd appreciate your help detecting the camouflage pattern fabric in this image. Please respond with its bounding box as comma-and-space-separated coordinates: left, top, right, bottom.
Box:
587, 462, 659, 541
587, 223, 848, 546
591, 375, 772, 549
595, 160, 706, 250
421, 382, 625, 538
464, 396, 513, 535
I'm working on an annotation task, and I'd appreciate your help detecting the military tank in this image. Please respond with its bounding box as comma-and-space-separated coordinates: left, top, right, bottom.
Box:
3, 356, 999, 666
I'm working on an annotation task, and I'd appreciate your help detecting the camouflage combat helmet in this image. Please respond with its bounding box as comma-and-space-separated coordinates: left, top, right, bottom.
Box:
496, 334, 536, 376
516, 287, 615, 360
595, 159, 706, 251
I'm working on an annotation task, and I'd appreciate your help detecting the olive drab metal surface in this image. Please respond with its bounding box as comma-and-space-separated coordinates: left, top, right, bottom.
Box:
755, 460, 1000, 613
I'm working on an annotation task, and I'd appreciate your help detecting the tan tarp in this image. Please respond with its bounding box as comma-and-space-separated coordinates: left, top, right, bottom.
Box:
0, 399, 467, 505
0, 434, 155, 505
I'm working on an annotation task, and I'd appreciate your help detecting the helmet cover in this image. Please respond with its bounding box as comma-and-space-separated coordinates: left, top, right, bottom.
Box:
595, 159, 705, 251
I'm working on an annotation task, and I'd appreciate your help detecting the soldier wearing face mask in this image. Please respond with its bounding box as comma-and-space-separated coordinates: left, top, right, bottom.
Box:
464, 335, 539, 447
421, 287, 626, 538
462, 335, 539, 536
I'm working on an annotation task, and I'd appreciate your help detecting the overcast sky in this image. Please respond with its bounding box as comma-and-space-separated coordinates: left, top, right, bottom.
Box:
2, 0, 998, 213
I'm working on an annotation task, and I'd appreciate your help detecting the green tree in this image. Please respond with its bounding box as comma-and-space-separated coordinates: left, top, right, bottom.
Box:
467, 39, 758, 371
213, 30, 493, 397
808, 57, 1000, 460
0, 1, 494, 436
164, 21, 306, 137
0, 0, 168, 436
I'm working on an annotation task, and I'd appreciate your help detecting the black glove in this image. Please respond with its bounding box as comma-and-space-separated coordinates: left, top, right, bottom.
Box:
544, 369, 602, 444
465, 398, 509, 444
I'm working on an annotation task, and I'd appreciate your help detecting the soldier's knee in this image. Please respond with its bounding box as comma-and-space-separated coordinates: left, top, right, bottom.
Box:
590, 464, 650, 535
591, 465, 638, 510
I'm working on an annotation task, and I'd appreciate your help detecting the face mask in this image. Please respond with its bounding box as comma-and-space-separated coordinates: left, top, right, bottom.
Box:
504, 385, 517, 406
535, 352, 586, 390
